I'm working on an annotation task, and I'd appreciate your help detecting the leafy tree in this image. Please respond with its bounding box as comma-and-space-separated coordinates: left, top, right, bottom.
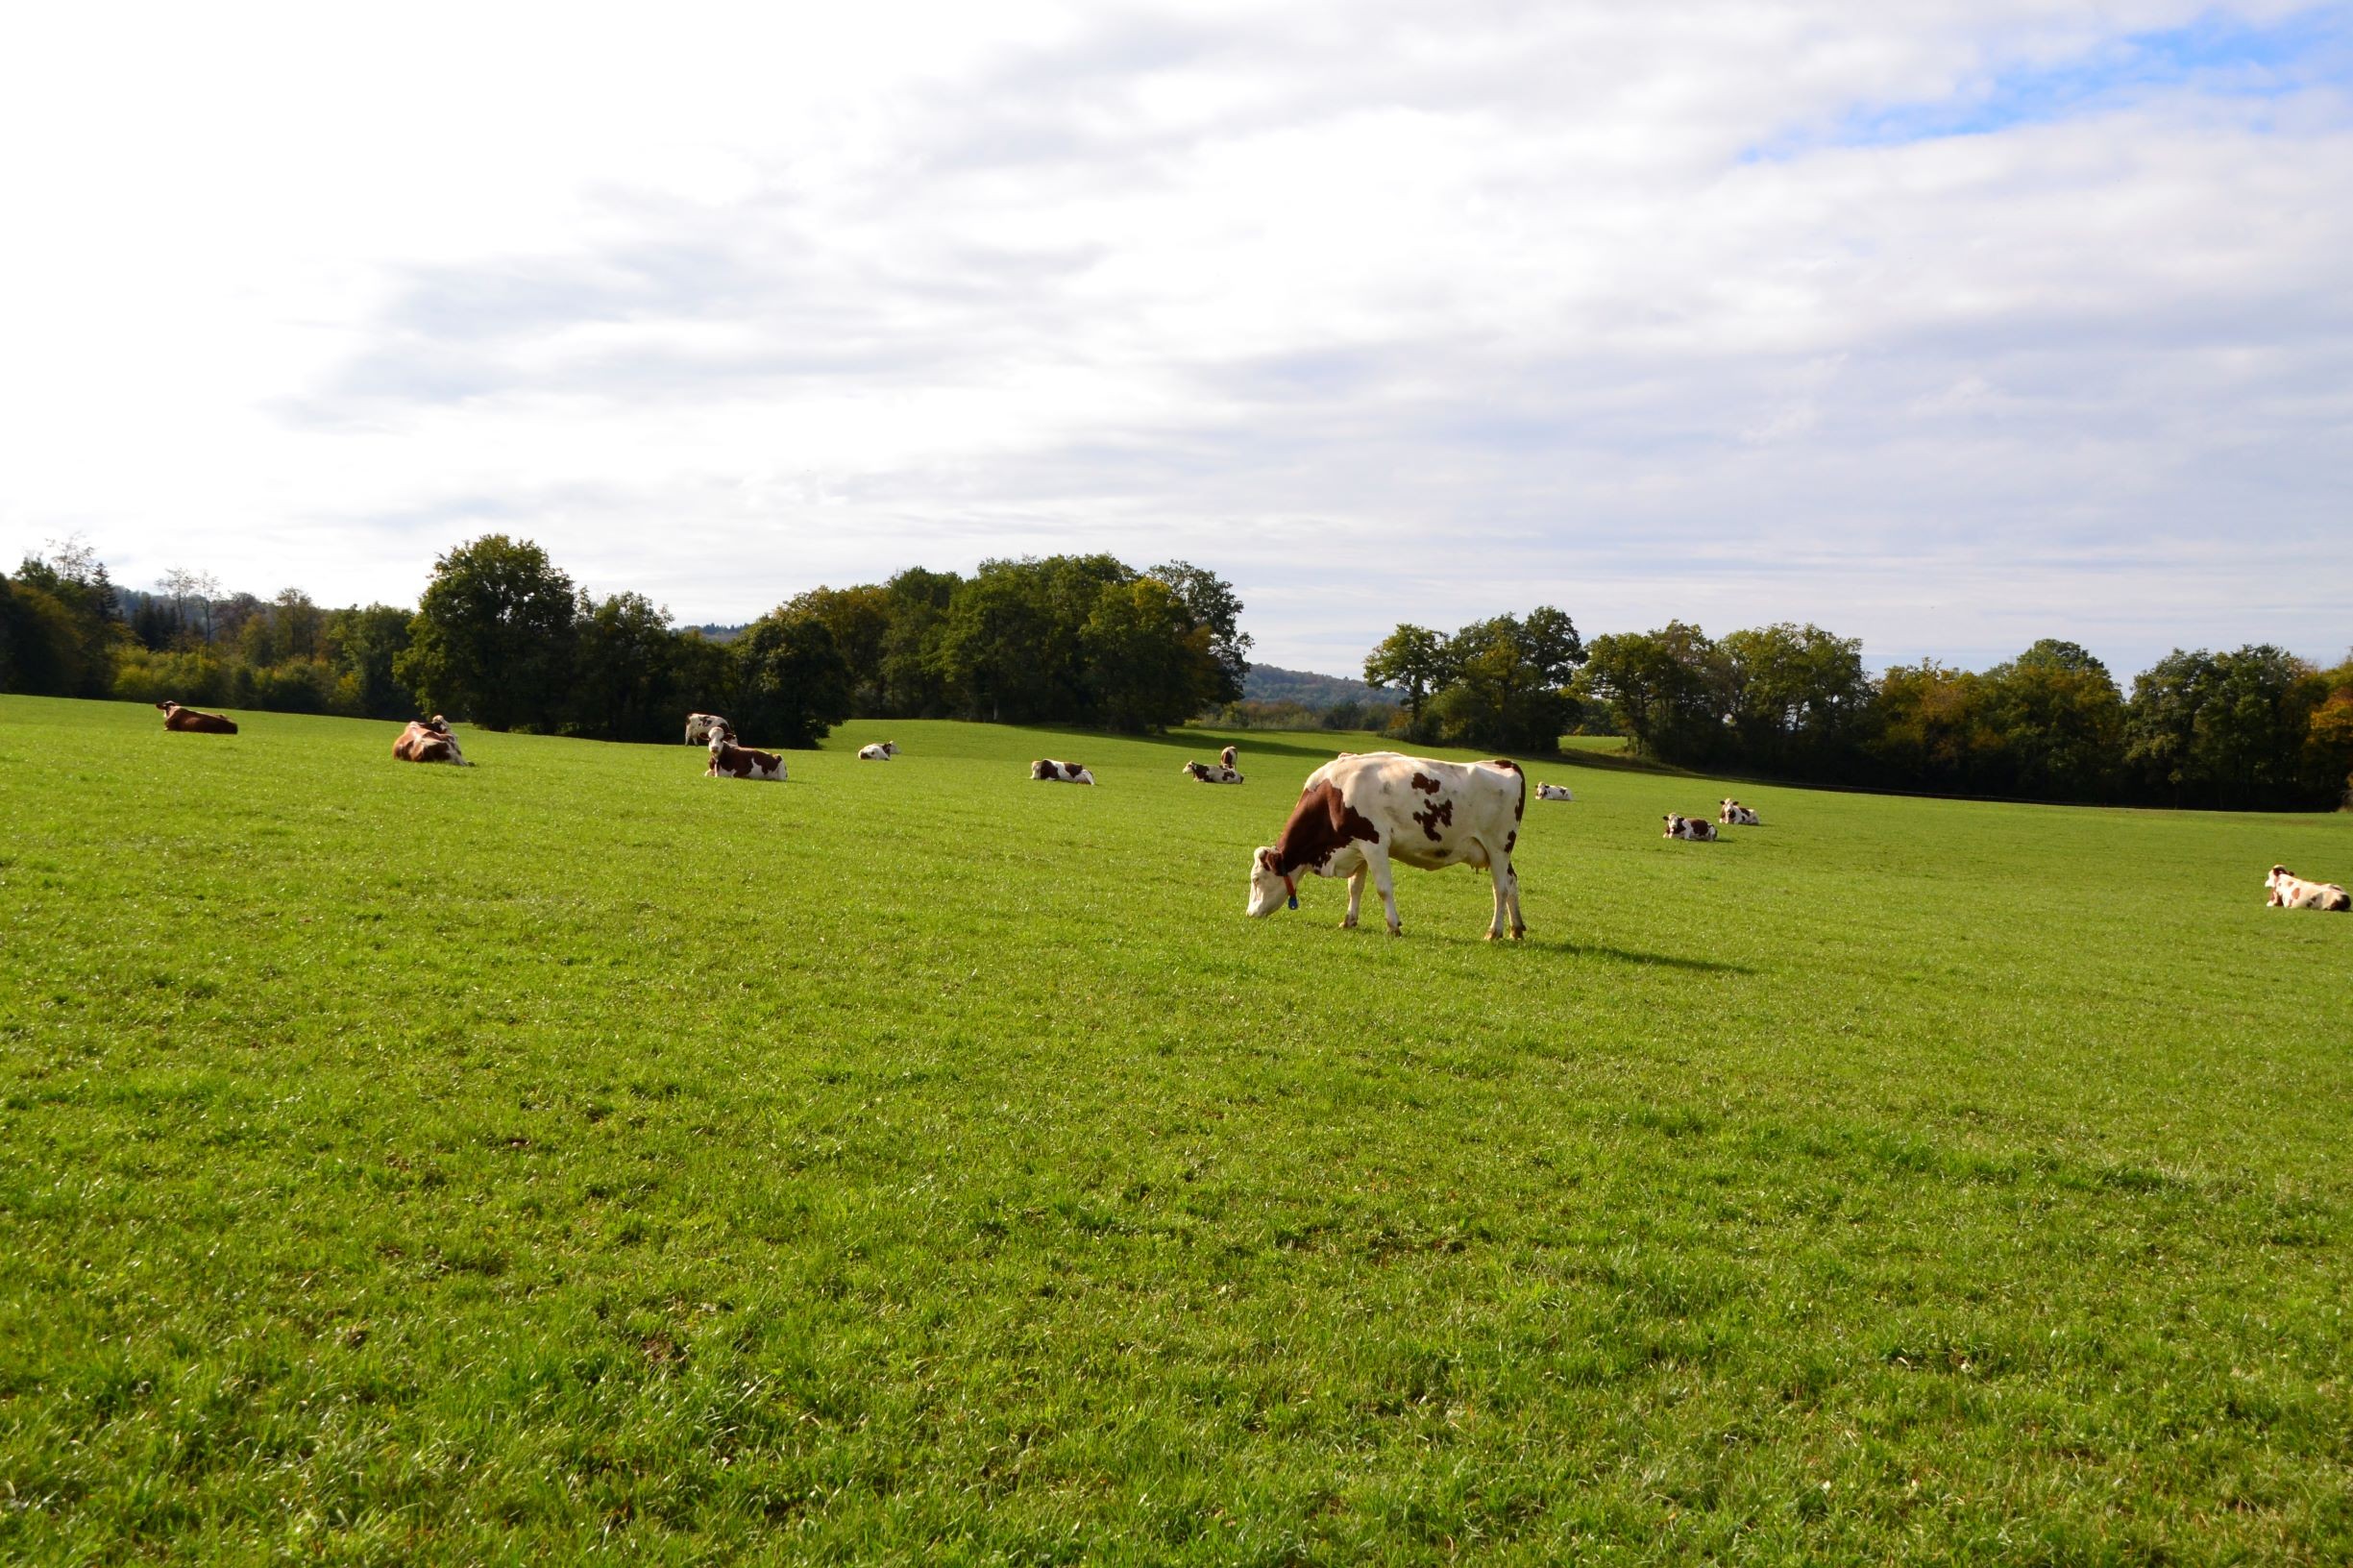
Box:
877, 568, 960, 718
1363, 625, 1451, 726
570, 592, 684, 742
2190, 646, 2323, 810
733, 610, 851, 747
1579, 623, 1721, 759
2124, 649, 2215, 805
937, 565, 1063, 723
1978, 639, 2125, 800
1083, 576, 1205, 731
785, 585, 896, 715
1428, 608, 1585, 751
321, 604, 417, 718
1149, 560, 1252, 706
396, 535, 578, 730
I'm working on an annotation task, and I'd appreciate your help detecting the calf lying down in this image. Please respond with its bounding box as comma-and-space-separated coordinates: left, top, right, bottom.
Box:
1183, 761, 1243, 783
708, 728, 786, 781
1720, 797, 1760, 825
2267, 865, 2350, 911
156, 700, 237, 734
1663, 813, 1718, 842
1032, 759, 1094, 784
1535, 782, 1574, 802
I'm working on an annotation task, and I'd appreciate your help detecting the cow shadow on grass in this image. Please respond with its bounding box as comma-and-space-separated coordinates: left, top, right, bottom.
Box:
1442, 934, 1754, 973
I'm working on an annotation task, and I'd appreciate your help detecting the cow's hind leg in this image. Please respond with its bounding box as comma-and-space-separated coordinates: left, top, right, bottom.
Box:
1342, 867, 1365, 929
1502, 858, 1525, 940
1368, 846, 1402, 936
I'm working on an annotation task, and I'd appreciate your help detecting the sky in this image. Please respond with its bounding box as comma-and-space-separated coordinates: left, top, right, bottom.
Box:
2, 1, 2347, 677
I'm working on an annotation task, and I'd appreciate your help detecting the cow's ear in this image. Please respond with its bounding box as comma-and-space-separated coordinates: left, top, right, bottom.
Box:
1258, 847, 1279, 873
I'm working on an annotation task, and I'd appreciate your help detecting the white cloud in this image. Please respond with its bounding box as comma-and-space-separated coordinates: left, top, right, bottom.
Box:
0, 0, 2346, 675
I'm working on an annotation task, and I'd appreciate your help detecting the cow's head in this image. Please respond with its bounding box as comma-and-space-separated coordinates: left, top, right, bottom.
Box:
2267, 865, 2292, 901
156, 700, 180, 715
428, 715, 452, 734
1246, 846, 1297, 917
1663, 814, 1684, 836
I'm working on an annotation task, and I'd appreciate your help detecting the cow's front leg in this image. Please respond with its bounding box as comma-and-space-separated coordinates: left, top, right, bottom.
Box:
1369, 848, 1402, 936
1342, 867, 1365, 929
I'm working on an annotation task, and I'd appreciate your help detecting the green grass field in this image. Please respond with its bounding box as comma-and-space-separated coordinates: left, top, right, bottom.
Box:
3, 694, 2349, 1564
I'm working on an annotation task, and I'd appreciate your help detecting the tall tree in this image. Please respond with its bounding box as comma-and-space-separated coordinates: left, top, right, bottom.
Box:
1149, 560, 1253, 707
1363, 625, 1451, 726
1083, 576, 1205, 731
395, 535, 578, 730
733, 609, 851, 747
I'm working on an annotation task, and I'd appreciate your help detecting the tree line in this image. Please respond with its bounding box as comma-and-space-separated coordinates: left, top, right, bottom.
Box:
1, 536, 1250, 747
1361, 612, 2353, 811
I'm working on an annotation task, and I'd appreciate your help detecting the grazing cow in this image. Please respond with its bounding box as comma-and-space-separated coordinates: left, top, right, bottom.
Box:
1663, 813, 1718, 842
1246, 751, 1526, 939
1220, 745, 1238, 771
156, 700, 237, 734
857, 741, 900, 761
684, 713, 730, 745
393, 715, 470, 766
1536, 782, 1575, 802
1719, 797, 1761, 825
1183, 761, 1244, 784
1031, 759, 1095, 785
2266, 865, 2350, 911
707, 726, 786, 782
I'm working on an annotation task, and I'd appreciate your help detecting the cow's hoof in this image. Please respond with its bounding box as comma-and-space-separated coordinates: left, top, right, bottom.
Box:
1339, 919, 1358, 930
1511, 927, 1527, 941
1386, 926, 1404, 938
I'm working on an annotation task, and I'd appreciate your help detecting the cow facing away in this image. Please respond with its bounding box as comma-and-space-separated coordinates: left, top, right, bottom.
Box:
1535, 782, 1574, 802
708, 726, 786, 782
1663, 813, 1718, 841
1720, 798, 1761, 825
393, 715, 470, 766
684, 713, 730, 745
1220, 745, 1238, 770
2267, 865, 2350, 911
156, 700, 237, 734
1032, 759, 1094, 784
1247, 751, 1526, 939
858, 742, 899, 760
1183, 761, 1244, 783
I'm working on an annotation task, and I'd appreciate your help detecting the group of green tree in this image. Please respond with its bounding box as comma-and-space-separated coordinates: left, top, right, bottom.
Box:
1361, 611, 2353, 810
1, 536, 1250, 747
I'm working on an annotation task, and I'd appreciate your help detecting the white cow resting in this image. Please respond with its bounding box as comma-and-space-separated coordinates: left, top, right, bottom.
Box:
2267, 864, 2350, 911
684, 712, 730, 745
1719, 797, 1761, 825
858, 742, 899, 760
1535, 782, 1574, 802
1663, 813, 1718, 841
1246, 751, 1526, 939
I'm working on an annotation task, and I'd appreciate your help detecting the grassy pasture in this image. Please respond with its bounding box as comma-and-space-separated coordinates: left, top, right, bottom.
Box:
2, 693, 2349, 1564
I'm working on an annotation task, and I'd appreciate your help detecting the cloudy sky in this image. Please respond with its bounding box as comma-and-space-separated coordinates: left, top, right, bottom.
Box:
2, 1, 2346, 675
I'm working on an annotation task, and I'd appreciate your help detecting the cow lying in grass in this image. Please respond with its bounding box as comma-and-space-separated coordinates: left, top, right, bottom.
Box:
1032, 759, 1094, 784
156, 700, 236, 734
1663, 813, 1718, 841
858, 742, 899, 760
393, 716, 470, 766
1720, 798, 1760, 825
1183, 761, 1243, 783
684, 713, 729, 745
1536, 782, 1574, 802
2267, 865, 2350, 911
707, 726, 786, 782
1248, 751, 1526, 939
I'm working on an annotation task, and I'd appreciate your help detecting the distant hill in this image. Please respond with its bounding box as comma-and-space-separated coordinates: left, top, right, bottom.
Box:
1243, 663, 1385, 710
687, 624, 747, 643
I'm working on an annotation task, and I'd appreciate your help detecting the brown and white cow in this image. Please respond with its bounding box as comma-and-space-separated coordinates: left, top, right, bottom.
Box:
1247, 751, 1526, 939
1663, 813, 1718, 842
857, 741, 899, 760
2266, 864, 2350, 911
684, 713, 730, 745
1032, 759, 1094, 784
393, 715, 470, 766
708, 726, 786, 782
1183, 761, 1244, 783
1719, 797, 1760, 825
1219, 745, 1238, 771
156, 700, 237, 734
1535, 782, 1574, 802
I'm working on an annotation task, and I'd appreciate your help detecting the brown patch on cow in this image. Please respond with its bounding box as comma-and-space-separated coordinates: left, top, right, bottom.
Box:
1220, 746, 1237, 769
1412, 797, 1454, 842
1410, 772, 1441, 794
1270, 779, 1382, 875
1486, 758, 1520, 772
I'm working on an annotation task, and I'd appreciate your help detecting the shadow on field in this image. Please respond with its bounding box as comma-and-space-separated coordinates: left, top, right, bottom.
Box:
1523, 937, 1754, 974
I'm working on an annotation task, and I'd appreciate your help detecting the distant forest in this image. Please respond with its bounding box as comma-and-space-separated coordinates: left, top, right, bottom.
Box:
5, 535, 2347, 809
1362, 615, 2353, 813
0, 536, 1250, 747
